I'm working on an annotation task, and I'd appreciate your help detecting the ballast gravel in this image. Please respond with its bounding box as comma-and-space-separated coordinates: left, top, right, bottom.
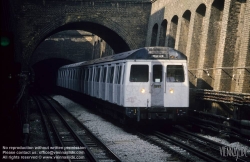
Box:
197, 133, 250, 153
52, 95, 172, 162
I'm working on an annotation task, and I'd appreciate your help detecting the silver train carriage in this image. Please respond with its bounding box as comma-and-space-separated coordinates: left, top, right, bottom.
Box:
57, 47, 189, 122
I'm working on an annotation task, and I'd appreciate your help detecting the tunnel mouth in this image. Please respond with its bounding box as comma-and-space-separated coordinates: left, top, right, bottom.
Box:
32, 58, 73, 94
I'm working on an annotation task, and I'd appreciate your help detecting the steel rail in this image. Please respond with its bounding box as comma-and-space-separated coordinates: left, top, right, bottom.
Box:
33, 96, 69, 162
172, 126, 249, 162
136, 132, 196, 162
45, 95, 122, 162
40, 95, 98, 162
154, 131, 225, 162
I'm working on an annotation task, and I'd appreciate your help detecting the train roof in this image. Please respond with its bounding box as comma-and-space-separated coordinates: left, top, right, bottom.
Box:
59, 47, 187, 69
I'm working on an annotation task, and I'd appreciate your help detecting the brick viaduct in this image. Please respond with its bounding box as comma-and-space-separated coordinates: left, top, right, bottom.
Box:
148, 0, 250, 93
9, 0, 250, 93
12, 0, 152, 65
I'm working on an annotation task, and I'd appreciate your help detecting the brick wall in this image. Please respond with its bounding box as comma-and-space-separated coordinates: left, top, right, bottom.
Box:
148, 0, 250, 93
31, 31, 94, 65
13, 0, 151, 67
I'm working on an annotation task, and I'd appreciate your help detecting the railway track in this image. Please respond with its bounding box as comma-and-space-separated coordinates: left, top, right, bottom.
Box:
137, 126, 249, 162
33, 95, 121, 162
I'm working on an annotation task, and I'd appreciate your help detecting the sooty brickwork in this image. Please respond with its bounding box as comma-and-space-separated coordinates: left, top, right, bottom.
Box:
31, 30, 114, 65
147, 0, 250, 93
31, 30, 94, 65
12, 0, 151, 67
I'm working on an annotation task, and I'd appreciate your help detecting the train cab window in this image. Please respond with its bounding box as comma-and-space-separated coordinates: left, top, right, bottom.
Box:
153, 65, 162, 82
166, 65, 184, 82
130, 65, 149, 82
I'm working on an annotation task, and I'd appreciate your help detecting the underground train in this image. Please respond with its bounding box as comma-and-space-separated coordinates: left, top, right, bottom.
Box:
57, 47, 189, 122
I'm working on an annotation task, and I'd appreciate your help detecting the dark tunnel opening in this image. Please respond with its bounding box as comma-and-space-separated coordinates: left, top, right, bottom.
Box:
32, 58, 73, 94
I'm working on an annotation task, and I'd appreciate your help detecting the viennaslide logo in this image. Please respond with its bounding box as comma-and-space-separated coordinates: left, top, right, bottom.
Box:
220, 146, 248, 161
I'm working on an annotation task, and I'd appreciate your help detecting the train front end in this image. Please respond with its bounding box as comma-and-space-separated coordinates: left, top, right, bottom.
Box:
123, 47, 189, 122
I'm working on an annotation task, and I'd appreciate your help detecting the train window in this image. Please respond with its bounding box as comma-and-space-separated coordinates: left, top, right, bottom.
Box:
108, 66, 114, 83
95, 68, 100, 82
115, 65, 122, 84
166, 65, 184, 82
84, 69, 88, 81
91, 68, 95, 81
76, 70, 78, 79
153, 65, 162, 82
122, 64, 125, 84
102, 67, 107, 82
111, 67, 114, 83
115, 66, 119, 84
81, 70, 84, 80
130, 65, 149, 82
88, 69, 92, 81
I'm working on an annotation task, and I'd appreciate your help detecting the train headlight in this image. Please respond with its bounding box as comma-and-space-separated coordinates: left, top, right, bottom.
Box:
169, 89, 174, 94
140, 88, 146, 93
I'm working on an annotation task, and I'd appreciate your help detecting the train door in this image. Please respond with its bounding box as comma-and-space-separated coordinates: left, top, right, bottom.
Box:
165, 64, 186, 107
151, 63, 164, 107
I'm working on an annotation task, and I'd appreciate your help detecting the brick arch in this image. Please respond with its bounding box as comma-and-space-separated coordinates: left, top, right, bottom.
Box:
168, 15, 178, 48
24, 14, 134, 65
196, 3, 206, 16
189, 3, 207, 87
178, 10, 191, 55
159, 19, 167, 46
151, 23, 158, 46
